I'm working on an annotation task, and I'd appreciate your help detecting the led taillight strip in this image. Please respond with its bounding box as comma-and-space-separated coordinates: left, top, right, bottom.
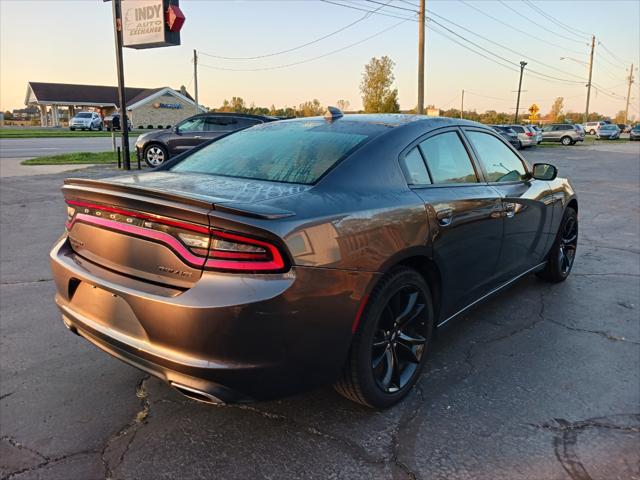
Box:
67, 200, 209, 234
66, 201, 287, 272
68, 214, 210, 268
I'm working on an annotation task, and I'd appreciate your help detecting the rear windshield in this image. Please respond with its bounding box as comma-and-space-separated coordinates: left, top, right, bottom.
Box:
601, 125, 617, 130
171, 120, 373, 184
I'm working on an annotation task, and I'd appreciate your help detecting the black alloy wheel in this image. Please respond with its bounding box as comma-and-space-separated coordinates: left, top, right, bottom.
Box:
335, 267, 433, 408
537, 207, 578, 282
371, 286, 428, 394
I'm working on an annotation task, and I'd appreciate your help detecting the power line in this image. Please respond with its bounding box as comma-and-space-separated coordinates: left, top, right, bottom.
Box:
457, 0, 587, 56
363, 0, 417, 14
425, 8, 587, 82
598, 41, 633, 68
521, 0, 592, 40
198, 18, 409, 72
426, 16, 584, 84
198, 0, 393, 60
319, 0, 417, 21
497, 0, 590, 46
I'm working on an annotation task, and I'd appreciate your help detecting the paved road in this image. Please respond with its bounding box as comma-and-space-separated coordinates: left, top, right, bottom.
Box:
0, 136, 138, 159
1, 143, 639, 480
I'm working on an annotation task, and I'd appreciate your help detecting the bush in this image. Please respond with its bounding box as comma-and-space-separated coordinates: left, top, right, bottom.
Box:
137, 125, 144, 129
147, 125, 153, 129
157, 125, 164, 129
166, 125, 171, 129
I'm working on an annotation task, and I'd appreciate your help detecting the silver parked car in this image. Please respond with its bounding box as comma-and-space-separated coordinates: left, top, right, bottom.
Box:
596, 124, 621, 140
69, 112, 103, 131
529, 125, 543, 144
507, 125, 536, 148
541, 124, 585, 145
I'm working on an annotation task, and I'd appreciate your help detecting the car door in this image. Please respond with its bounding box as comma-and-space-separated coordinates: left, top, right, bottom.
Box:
463, 128, 554, 281
402, 128, 504, 318
203, 116, 262, 140
166, 117, 206, 155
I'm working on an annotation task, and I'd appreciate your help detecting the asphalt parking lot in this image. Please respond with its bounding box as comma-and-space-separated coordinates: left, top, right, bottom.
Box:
1, 142, 639, 480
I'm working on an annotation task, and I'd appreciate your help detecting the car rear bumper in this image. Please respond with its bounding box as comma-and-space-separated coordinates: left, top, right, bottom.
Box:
50, 236, 375, 402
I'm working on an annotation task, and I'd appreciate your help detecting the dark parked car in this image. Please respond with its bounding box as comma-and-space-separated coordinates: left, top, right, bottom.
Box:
104, 113, 131, 131
51, 112, 578, 408
596, 124, 621, 140
490, 125, 520, 149
135, 112, 278, 167
630, 124, 640, 140
616, 123, 631, 133
541, 124, 585, 145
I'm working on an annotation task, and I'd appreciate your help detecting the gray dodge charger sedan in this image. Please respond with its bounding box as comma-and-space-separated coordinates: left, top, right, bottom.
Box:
51, 111, 578, 408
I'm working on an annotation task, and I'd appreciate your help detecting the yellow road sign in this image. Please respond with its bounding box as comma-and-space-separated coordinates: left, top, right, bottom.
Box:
528, 104, 540, 115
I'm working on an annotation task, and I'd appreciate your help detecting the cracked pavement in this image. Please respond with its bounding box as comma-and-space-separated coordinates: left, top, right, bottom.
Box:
1, 142, 639, 479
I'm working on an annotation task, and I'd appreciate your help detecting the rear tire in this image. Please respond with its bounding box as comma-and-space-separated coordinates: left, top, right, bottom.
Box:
70, 127, 75, 131
537, 207, 578, 283
334, 267, 434, 408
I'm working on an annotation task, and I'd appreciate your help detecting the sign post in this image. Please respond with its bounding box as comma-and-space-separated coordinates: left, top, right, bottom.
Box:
111, 0, 131, 169
105, 0, 185, 170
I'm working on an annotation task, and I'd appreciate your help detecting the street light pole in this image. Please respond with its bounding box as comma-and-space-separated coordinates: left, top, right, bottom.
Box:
193, 49, 199, 115
111, 0, 130, 170
460, 89, 464, 119
514, 61, 527, 124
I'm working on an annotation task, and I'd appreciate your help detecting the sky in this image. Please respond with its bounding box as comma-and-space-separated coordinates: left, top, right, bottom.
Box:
1, 0, 639, 118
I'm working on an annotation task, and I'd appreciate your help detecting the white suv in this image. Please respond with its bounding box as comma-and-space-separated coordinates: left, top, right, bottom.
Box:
584, 121, 606, 135
70, 112, 103, 131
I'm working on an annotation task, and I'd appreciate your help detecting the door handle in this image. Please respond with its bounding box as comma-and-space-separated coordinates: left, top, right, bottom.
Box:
504, 202, 516, 218
193, 135, 203, 139
436, 208, 454, 227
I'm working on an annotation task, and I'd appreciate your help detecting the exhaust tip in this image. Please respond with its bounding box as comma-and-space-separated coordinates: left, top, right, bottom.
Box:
171, 382, 225, 405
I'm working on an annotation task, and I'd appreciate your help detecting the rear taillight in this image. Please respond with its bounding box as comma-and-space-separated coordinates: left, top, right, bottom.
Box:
65, 200, 287, 273
205, 230, 285, 272
525, 132, 534, 137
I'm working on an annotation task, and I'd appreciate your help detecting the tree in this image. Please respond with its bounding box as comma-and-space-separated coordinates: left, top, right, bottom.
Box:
549, 97, 564, 122
4, 110, 12, 120
336, 99, 350, 112
297, 99, 324, 117
360, 56, 400, 113
614, 110, 627, 124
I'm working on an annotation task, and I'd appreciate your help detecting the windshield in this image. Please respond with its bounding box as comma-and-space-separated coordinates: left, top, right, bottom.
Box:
601, 125, 617, 130
75, 113, 92, 118
171, 120, 373, 185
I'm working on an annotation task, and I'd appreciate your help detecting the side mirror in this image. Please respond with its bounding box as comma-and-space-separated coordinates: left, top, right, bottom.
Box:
532, 163, 557, 181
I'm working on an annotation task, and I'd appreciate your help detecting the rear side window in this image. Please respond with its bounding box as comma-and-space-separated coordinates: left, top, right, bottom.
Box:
401, 148, 431, 186
171, 120, 371, 185
511, 126, 524, 133
419, 132, 478, 184
466, 131, 527, 183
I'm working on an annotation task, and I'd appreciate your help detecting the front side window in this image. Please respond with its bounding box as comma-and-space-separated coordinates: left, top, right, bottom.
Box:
178, 117, 205, 132
171, 120, 371, 185
419, 132, 478, 184
466, 131, 527, 183
400, 148, 431, 186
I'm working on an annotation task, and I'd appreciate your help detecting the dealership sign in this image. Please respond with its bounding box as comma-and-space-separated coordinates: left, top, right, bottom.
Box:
153, 102, 182, 109
122, 0, 184, 49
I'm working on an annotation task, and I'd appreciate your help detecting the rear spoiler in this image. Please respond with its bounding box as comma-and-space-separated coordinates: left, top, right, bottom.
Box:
63, 178, 295, 220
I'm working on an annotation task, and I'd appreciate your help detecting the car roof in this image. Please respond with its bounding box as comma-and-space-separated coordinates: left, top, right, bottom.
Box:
199, 112, 279, 120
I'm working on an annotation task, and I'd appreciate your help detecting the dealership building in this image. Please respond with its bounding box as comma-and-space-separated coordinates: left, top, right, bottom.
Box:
25, 82, 204, 128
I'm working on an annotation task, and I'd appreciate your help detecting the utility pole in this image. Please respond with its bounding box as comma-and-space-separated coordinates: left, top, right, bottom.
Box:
417, 0, 425, 114
585, 35, 595, 123
193, 49, 199, 115
111, 0, 130, 170
460, 89, 464, 119
624, 63, 634, 125
514, 61, 527, 124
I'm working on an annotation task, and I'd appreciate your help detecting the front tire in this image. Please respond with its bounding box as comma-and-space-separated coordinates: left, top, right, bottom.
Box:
143, 144, 168, 168
335, 267, 434, 408
537, 207, 578, 283
561, 136, 572, 146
